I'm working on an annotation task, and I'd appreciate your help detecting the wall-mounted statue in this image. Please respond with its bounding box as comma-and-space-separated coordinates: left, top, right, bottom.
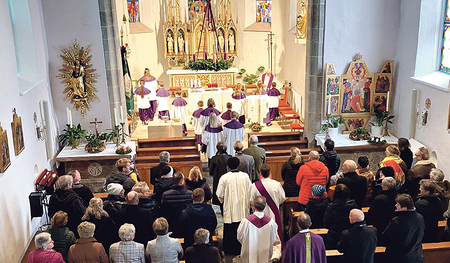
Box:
167, 33, 174, 53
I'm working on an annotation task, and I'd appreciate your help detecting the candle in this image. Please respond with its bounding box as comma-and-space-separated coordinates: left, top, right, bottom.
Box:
193, 53, 196, 62
213, 54, 217, 64
198, 79, 201, 87
417, 103, 420, 113
66, 108, 70, 127
327, 95, 331, 114
69, 110, 73, 128
204, 51, 207, 60
114, 107, 118, 126
224, 52, 227, 60
190, 79, 193, 87
120, 106, 124, 123
386, 92, 390, 112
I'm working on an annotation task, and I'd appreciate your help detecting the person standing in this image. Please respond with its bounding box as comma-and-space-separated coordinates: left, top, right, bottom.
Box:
296, 151, 329, 210
383, 194, 425, 263
192, 100, 204, 149
202, 113, 223, 161
27, 232, 65, 263
109, 224, 145, 263
337, 209, 378, 263
134, 79, 152, 124
243, 135, 266, 182
237, 196, 278, 263
139, 68, 158, 120
264, 82, 280, 126
337, 160, 367, 209
234, 141, 255, 178
405, 147, 436, 200
216, 157, 252, 256
156, 82, 170, 119
281, 147, 304, 197
223, 111, 245, 156
282, 213, 326, 263
231, 83, 246, 124
398, 137, 413, 170
220, 102, 233, 126
210, 142, 231, 208
319, 138, 341, 184
171, 91, 188, 135
106, 158, 136, 195
68, 169, 94, 208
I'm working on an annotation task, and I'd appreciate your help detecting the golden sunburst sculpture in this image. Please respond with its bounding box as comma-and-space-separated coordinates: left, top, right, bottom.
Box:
58, 40, 99, 116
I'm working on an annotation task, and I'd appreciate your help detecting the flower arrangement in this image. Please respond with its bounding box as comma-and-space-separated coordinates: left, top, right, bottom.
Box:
248, 122, 263, 132
116, 145, 132, 154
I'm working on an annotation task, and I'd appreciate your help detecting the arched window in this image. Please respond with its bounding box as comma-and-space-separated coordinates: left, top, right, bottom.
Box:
440, 0, 450, 73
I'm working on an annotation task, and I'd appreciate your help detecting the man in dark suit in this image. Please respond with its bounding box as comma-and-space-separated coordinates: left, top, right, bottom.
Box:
243, 135, 266, 182
337, 160, 367, 208
150, 151, 176, 186
337, 209, 377, 263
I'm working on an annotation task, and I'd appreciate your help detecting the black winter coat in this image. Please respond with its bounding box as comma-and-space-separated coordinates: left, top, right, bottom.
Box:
337, 172, 367, 208
319, 150, 341, 177
415, 195, 442, 243
177, 203, 218, 246
103, 194, 126, 221
48, 189, 86, 235
337, 221, 378, 263
305, 196, 329, 228
323, 198, 357, 249
366, 189, 397, 244
383, 210, 425, 263
281, 157, 304, 197
160, 185, 193, 235
106, 171, 136, 195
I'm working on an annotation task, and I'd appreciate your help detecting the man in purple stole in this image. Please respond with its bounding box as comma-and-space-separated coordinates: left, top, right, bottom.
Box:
223, 111, 245, 157
282, 213, 327, 263
237, 196, 277, 263
265, 82, 281, 126
139, 68, 158, 120
249, 164, 285, 251
261, 69, 274, 90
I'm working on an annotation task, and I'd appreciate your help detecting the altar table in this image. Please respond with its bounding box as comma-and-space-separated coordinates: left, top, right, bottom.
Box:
147, 120, 183, 139
55, 141, 136, 192
246, 94, 269, 124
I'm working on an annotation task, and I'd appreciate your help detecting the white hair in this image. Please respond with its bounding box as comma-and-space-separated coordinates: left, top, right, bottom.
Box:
119, 223, 136, 241
35, 232, 52, 250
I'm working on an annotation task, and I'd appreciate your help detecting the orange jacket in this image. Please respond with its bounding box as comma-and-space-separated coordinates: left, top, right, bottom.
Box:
296, 160, 329, 205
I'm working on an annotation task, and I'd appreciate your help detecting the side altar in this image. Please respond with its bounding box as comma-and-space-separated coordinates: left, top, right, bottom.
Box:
55, 141, 136, 192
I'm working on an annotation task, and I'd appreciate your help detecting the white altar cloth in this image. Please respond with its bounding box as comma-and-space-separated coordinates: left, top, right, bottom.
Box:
246, 95, 269, 124
56, 141, 136, 162
315, 133, 397, 151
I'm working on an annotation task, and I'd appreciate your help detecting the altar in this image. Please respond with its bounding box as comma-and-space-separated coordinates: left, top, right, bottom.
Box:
55, 141, 136, 192
246, 95, 269, 124
147, 120, 183, 139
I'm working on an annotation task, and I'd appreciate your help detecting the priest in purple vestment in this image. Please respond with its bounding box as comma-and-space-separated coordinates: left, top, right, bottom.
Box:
264, 82, 281, 126
282, 213, 327, 263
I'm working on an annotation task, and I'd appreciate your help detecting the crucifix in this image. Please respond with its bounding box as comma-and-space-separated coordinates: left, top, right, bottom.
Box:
90, 118, 102, 137
266, 31, 275, 72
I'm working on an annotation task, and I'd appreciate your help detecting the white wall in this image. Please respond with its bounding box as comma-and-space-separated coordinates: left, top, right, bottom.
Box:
394, 0, 450, 177
42, 0, 112, 133
0, 0, 55, 262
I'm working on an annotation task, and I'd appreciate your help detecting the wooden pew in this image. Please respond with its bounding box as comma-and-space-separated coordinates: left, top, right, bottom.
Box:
248, 131, 303, 142
258, 140, 308, 151
136, 146, 198, 156
137, 137, 197, 148
265, 148, 320, 157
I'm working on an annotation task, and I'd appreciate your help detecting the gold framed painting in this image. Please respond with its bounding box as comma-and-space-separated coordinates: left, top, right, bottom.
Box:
0, 124, 11, 173
11, 109, 24, 156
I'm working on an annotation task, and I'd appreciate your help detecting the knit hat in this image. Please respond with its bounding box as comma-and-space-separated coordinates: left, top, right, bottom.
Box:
107, 183, 123, 195
311, 185, 326, 196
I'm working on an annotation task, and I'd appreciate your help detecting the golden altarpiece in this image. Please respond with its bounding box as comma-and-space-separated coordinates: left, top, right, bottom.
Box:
164, 0, 238, 89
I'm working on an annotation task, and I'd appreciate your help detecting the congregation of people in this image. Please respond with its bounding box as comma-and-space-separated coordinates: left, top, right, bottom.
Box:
28, 115, 450, 263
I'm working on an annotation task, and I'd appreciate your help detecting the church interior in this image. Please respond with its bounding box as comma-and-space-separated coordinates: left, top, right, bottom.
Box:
2, 0, 450, 262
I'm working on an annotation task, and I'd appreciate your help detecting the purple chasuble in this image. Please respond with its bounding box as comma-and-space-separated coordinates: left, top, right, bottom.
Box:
221, 110, 232, 120
255, 181, 284, 246
193, 108, 203, 118
172, 97, 187, 106
262, 74, 274, 88
247, 214, 272, 228
201, 107, 221, 116
205, 125, 223, 133
232, 93, 246, 99
268, 88, 281, 96
156, 88, 170, 97
224, 120, 244, 129
139, 75, 156, 82
134, 87, 151, 95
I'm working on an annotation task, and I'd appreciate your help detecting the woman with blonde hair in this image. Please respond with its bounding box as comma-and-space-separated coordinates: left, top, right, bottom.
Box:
185, 166, 212, 203
202, 112, 224, 160
47, 211, 76, 262
81, 197, 117, 254
379, 145, 408, 185
281, 147, 304, 197
132, 181, 157, 211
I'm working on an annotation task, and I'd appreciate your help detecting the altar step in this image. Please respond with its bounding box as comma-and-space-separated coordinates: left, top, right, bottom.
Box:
136, 146, 198, 156
137, 136, 196, 148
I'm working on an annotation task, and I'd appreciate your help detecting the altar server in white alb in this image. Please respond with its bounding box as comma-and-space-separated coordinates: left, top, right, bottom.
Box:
200, 98, 221, 130
192, 100, 204, 149
156, 82, 170, 120
237, 196, 278, 263
134, 80, 152, 124
171, 91, 188, 135
139, 68, 158, 120
220, 102, 233, 126
264, 82, 281, 126
231, 83, 247, 124
202, 112, 223, 160
223, 111, 245, 157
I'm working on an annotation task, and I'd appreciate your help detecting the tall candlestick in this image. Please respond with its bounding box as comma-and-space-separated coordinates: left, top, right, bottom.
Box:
386, 92, 390, 112
114, 107, 118, 126
190, 79, 193, 87
69, 110, 73, 128
224, 52, 227, 60
204, 51, 208, 60
198, 79, 201, 87
327, 95, 331, 114
120, 106, 124, 123
66, 108, 70, 127
193, 53, 196, 62
213, 54, 217, 64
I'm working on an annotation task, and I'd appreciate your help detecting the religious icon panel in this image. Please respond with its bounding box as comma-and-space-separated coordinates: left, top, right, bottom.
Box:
0, 125, 10, 173
127, 0, 140, 23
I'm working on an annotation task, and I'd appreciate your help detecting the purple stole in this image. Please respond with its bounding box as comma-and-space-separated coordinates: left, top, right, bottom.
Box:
255, 181, 284, 246
262, 74, 274, 88
247, 213, 271, 228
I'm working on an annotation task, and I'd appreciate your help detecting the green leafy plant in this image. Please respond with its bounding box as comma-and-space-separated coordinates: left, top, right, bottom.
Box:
243, 74, 259, 85
85, 133, 103, 148
58, 124, 87, 148
185, 59, 232, 71
354, 127, 367, 134
320, 115, 345, 132
257, 66, 265, 72
372, 107, 395, 126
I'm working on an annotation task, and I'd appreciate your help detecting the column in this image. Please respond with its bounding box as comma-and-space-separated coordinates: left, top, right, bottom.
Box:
304, 0, 326, 148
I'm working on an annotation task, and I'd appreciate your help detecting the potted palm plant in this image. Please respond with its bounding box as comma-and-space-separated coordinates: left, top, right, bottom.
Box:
58, 124, 87, 149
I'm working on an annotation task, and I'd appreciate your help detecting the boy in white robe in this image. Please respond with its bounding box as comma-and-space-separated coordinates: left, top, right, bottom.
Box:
192, 100, 204, 149
171, 91, 188, 135
223, 111, 245, 157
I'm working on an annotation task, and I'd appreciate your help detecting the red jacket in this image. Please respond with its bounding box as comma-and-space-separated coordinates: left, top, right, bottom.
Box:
296, 160, 329, 205
27, 249, 65, 263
